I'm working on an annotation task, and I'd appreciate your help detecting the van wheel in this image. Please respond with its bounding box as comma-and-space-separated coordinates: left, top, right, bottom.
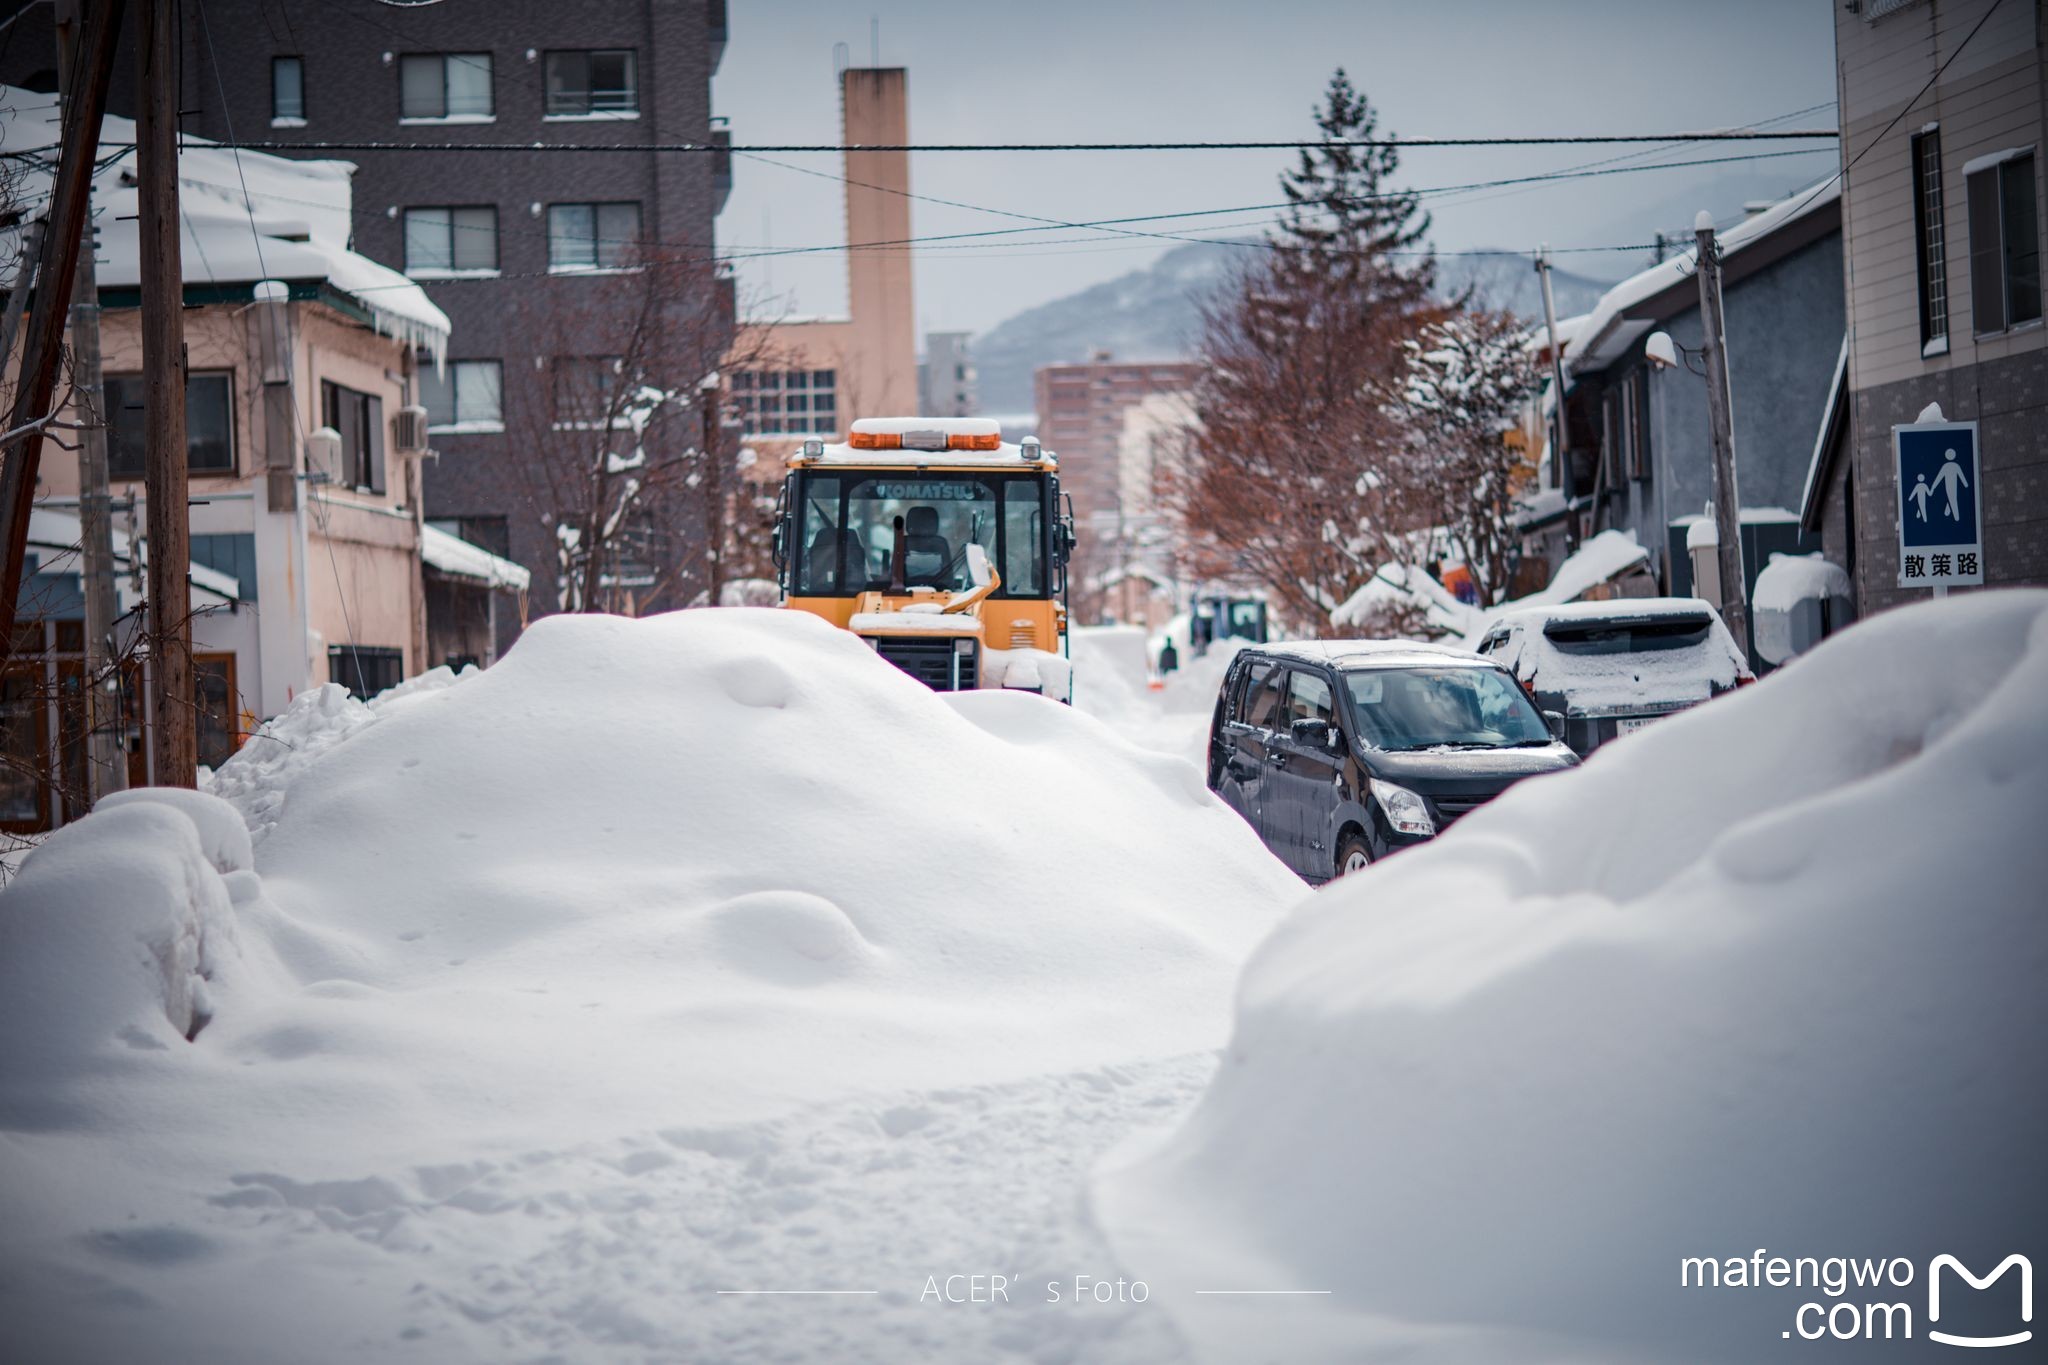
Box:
1335, 831, 1373, 879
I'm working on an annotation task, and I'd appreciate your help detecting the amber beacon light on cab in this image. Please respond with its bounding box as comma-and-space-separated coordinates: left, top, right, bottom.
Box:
771, 417, 1079, 701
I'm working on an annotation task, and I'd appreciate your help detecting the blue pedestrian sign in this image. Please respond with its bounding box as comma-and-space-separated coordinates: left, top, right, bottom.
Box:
1893, 419, 1983, 588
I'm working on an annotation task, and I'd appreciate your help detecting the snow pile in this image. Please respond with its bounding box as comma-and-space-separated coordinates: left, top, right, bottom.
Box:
0, 608, 1296, 1363
1096, 591, 2048, 1364
1332, 561, 1478, 638
1754, 553, 1855, 666
0, 790, 252, 1091
1753, 553, 1851, 615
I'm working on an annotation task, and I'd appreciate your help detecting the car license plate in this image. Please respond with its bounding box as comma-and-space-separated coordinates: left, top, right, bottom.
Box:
1615, 716, 1656, 736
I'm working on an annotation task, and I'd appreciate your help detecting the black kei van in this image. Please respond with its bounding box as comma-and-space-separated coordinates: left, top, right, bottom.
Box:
1208, 642, 1580, 883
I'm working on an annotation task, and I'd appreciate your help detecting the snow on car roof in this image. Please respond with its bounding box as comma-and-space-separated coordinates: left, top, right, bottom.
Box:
1488, 597, 1719, 629
1256, 639, 1489, 668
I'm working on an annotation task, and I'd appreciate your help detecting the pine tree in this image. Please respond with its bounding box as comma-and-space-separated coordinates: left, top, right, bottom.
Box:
1274, 69, 1434, 302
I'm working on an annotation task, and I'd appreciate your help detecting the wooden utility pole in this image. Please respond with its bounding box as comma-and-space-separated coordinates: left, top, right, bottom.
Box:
0, 0, 125, 661
1693, 212, 1749, 653
56, 0, 127, 799
139, 0, 195, 787
1534, 245, 1577, 550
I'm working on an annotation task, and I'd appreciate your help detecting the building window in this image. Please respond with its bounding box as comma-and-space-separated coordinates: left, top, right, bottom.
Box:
733, 369, 837, 436
328, 645, 404, 700
420, 360, 504, 429
399, 52, 493, 120
320, 380, 386, 492
190, 533, 259, 602
547, 202, 642, 271
1967, 149, 2042, 335
107, 372, 235, 478
271, 56, 305, 123
553, 357, 623, 424
193, 654, 244, 772
1625, 367, 1651, 481
1911, 130, 1949, 354
428, 515, 511, 559
544, 50, 638, 116
403, 206, 497, 274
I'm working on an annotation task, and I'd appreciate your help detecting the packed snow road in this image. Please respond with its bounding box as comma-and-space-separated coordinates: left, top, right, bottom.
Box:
4, 596, 2042, 1364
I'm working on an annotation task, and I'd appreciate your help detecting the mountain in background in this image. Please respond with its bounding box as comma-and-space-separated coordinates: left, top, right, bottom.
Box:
965, 162, 1836, 414
968, 239, 1613, 415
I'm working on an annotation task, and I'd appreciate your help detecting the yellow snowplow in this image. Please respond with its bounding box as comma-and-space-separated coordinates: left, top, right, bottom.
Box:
772, 417, 1076, 700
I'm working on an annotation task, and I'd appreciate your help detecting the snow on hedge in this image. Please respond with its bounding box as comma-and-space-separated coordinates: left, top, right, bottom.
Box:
0, 608, 1296, 1362
1095, 590, 2048, 1364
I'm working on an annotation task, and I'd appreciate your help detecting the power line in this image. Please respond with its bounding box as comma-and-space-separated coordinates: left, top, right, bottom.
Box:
205, 130, 1841, 156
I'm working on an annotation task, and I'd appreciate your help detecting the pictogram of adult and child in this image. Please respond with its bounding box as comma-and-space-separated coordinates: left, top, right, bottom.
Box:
1907, 448, 1970, 524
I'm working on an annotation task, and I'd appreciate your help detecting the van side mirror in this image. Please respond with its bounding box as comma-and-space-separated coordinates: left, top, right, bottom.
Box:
1542, 710, 1566, 741
1290, 717, 1338, 750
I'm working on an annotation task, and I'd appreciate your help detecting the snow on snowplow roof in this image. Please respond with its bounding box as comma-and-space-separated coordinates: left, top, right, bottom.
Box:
792, 417, 1056, 468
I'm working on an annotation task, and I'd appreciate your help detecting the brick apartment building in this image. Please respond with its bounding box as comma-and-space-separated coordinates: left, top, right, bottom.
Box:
1032, 352, 1198, 524
2, 0, 732, 654
1805, 0, 2048, 610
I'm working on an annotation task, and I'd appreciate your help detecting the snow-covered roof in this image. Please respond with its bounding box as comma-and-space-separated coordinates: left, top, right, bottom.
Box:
26, 507, 240, 607
1799, 335, 1851, 530
790, 417, 1056, 468
420, 524, 530, 591
1567, 178, 1842, 373
1487, 596, 1720, 628
0, 86, 450, 360
1753, 553, 1850, 615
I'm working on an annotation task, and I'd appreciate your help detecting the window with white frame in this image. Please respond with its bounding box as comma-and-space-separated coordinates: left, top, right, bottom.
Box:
733, 369, 838, 436
419, 360, 504, 430
1912, 129, 1949, 354
404, 206, 498, 274
1967, 148, 2043, 335
545, 50, 638, 116
547, 202, 642, 270
399, 52, 493, 120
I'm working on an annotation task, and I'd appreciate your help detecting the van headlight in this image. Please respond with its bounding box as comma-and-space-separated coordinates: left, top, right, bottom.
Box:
1370, 779, 1436, 837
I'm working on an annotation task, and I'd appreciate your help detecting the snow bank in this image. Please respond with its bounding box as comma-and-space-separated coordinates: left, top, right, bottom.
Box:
0, 608, 1296, 1362
1096, 591, 2048, 1364
0, 793, 248, 1094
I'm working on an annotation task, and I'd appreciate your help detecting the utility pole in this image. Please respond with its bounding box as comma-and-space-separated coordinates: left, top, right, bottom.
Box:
1534, 245, 1577, 550
0, 0, 125, 660
139, 0, 194, 787
1693, 211, 1749, 654
56, 0, 126, 799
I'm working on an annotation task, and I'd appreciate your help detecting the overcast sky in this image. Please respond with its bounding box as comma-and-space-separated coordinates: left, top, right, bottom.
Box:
711, 0, 1838, 340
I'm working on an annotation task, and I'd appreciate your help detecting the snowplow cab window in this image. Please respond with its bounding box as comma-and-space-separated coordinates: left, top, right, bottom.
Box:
792, 471, 1053, 598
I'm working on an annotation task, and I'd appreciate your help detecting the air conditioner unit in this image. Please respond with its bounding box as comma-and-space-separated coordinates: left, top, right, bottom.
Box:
392, 404, 430, 456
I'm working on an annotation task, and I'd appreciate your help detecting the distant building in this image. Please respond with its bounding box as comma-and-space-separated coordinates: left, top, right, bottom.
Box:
2, 1, 734, 657
920, 331, 978, 416
1033, 353, 1200, 525
734, 67, 919, 457
1805, 0, 2048, 611
2, 92, 518, 832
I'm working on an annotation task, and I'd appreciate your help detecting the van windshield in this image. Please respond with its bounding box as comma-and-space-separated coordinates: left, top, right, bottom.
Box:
1343, 666, 1552, 751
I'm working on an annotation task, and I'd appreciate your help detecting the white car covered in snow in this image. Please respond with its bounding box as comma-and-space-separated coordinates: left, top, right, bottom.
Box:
1472, 597, 1752, 756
